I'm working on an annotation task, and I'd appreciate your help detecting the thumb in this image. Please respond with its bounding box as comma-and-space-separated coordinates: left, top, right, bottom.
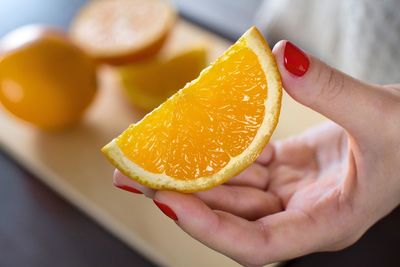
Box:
272, 40, 379, 139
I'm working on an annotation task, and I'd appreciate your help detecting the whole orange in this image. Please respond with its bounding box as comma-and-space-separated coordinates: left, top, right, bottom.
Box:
0, 25, 97, 130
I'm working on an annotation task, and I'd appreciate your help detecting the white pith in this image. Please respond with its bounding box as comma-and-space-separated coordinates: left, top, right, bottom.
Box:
102, 28, 281, 192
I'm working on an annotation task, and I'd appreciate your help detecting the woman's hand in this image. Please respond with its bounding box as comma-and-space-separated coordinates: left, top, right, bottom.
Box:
113, 41, 400, 266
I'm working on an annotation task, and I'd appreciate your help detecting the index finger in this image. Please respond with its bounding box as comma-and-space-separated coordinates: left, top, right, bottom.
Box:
154, 191, 320, 266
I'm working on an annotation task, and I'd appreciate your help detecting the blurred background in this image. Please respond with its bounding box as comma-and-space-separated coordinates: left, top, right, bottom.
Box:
1, 0, 399, 267
0, 0, 260, 39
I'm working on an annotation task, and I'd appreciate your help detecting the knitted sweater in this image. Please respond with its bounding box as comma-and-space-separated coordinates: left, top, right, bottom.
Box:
255, 0, 400, 84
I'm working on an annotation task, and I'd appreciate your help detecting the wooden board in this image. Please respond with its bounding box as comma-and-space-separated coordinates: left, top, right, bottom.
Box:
0, 21, 325, 267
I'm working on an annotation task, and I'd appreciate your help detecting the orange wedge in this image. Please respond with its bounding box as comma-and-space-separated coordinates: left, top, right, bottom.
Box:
70, 0, 176, 65
118, 23, 210, 111
119, 47, 207, 111
102, 27, 282, 192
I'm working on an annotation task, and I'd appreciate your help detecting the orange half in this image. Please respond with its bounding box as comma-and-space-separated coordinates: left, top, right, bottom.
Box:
70, 0, 176, 65
102, 27, 282, 192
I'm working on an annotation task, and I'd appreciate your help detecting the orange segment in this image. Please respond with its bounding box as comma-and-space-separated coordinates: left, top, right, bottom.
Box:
119, 23, 210, 111
119, 47, 207, 111
102, 27, 282, 192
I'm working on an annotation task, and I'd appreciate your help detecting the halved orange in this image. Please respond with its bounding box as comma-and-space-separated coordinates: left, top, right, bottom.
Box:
102, 27, 282, 192
70, 0, 176, 65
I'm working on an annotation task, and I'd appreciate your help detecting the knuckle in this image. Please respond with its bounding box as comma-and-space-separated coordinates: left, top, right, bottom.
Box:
316, 65, 345, 102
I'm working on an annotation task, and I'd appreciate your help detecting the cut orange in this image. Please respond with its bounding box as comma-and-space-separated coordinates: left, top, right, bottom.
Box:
102, 27, 282, 192
70, 0, 176, 65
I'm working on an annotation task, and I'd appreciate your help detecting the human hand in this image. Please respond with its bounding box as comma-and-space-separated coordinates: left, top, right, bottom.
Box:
113, 41, 400, 266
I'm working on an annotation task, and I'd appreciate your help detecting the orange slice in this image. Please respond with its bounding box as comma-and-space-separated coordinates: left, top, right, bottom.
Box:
102, 27, 282, 192
70, 0, 176, 65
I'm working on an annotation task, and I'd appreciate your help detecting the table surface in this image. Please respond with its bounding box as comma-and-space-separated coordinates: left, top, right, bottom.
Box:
0, 149, 155, 267
2, 144, 400, 267
1, 1, 400, 267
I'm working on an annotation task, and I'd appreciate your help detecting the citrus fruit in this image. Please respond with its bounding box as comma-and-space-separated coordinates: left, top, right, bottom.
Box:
102, 27, 282, 192
119, 24, 208, 111
120, 47, 206, 111
0, 25, 97, 130
70, 0, 176, 65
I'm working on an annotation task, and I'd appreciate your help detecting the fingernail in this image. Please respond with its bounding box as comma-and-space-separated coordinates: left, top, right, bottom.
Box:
284, 41, 310, 77
115, 184, 143, 194
153, 200, 178, 221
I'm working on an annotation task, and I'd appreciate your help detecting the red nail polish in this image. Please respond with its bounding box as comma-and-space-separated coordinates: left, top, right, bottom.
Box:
153, 200, 178, 221
115, 184, 143, 194
284, 41, 310, 77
